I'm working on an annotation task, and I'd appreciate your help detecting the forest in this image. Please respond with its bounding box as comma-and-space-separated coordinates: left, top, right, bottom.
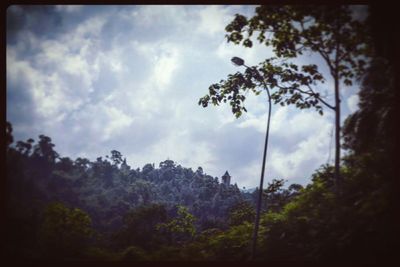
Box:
5, 4, 398, 263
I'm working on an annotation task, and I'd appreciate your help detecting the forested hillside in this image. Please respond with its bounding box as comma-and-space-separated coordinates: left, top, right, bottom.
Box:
5, 129, 304, 261
5, 4, 398, 263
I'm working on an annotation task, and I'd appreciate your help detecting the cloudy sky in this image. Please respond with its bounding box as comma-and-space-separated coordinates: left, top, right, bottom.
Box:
7, 5, 361, 188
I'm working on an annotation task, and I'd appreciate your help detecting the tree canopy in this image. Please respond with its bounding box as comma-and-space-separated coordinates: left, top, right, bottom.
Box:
199, 5, 373, 191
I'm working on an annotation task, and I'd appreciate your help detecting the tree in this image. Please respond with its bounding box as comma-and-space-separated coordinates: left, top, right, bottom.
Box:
342, 58, 395, 155
340, 56, 397, 262
202, 222, 254, 260
16, 138, 35, 156
157, 205, 197, 246
142, 163, 155, 176
199, 5, 372, 192
32, 134, 59, 164
159, 159, 175, 169
117, 204, 168, 250
38, 202, 93, 259
228, 201, 256, 226
263, 179, 298, 213
110, 150, 123, 166
74, 157, 91, 171
56, 157, 74, 172
6, 121, 14, 149
91, 156, 115, 188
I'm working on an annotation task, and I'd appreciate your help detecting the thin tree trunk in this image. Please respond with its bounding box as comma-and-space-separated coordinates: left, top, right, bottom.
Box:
334, 9, 342, 194
334, 74, 341, 193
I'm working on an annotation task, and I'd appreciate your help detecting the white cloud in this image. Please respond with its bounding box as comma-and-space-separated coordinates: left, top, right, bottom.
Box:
125, 128, 217, 174
271, 107, 333, 139
128, 5, 191, 36
8, 47, 69, 120
7, 47, 34, 87
133, 41, 181, 89
102, 106, 134, 141
268, 108, 333, 181
7, 5, 359, 189
215, 39, 275, 68
235, 160, 263, 189
347, 94, 359, 113
197, 5, 231, 36
55, 5, 83, 13
237, 112, 267, 133
237, 104, 333, 184
153, 134, 216, 169
10, 13, 112, 122
152, 44, 181, 89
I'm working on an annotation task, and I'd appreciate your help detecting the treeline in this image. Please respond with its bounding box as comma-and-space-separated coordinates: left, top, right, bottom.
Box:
5, 125, 305, 261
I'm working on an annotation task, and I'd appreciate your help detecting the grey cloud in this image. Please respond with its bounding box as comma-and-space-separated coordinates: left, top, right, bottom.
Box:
6, 5, 357, 189
89, 64, 120, 104
7, 6, 63, 44
6, 82, 38, 130
214, 125, 264, 168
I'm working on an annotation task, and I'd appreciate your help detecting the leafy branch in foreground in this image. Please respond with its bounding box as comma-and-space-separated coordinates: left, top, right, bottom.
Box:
199, 5, 372, 192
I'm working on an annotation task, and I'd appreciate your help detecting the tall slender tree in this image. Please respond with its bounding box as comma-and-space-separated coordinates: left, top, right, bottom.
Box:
199, 5, 372, 193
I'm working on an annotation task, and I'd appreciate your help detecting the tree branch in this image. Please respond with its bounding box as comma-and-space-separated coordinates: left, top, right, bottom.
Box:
306, 85, 336, 110
299, 20, 336, 76
276, 82, 335, 111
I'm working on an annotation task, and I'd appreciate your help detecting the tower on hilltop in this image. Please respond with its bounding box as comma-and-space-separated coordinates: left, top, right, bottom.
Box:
222, 171, 231, 186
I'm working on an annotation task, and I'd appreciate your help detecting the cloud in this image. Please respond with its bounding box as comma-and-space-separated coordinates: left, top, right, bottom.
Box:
347, 94, 359, 113
6, 47, 38, 129
102, 106, 134, 141
196, 5, 257, 38
197, 5, 231, 36
136, 42, 181, 89
6, 5, 358, 189
268, 108, 333, 182
215, 38, 275, 68
55, 5, 83, 13
236, 104, 334, 185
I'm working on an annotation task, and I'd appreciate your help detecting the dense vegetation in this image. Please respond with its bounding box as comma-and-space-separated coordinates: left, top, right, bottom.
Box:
5, 4, 397, 263
6, 125, 305, 261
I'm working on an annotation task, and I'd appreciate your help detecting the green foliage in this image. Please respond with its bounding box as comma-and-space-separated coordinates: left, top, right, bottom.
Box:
116, 204, 168, 250
264, 178, 285, 194
200, 5, 371, 118
6, 134, 244, 254
342, 58, 395, 155
38, 202, 94, 259
228, 201, 255, 226
149, 246, 183, 261
157, 205, 197, 245
119, 246, 149, 261
262, 178, 297, 212
204, 222, 254, 261
257, 171, 341, 261
253, 56, 397, 261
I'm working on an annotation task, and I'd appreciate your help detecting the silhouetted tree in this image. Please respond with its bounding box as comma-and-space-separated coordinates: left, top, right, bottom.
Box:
6, 121, 14, 148
199, 5, 372, 192
110, 150, 123, 166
